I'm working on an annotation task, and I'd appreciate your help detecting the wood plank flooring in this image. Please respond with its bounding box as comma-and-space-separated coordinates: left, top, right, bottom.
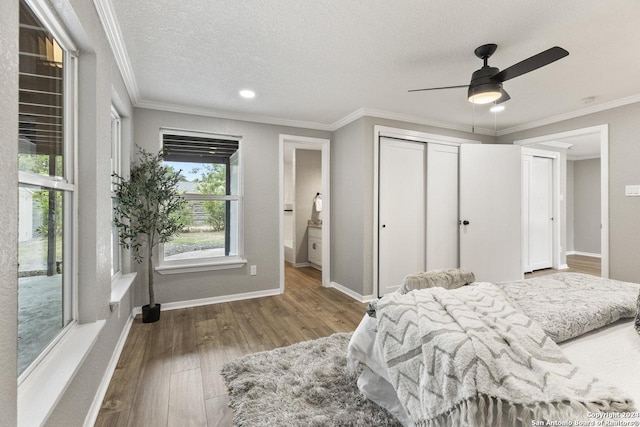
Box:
95, 264, 366, 427
525, 254, 601, 278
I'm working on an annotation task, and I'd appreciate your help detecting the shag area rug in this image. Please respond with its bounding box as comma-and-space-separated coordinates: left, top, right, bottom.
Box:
221, 332, 401, 426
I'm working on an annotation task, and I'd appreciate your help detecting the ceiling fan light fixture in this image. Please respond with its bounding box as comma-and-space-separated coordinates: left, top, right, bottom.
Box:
468, 83, 502, 104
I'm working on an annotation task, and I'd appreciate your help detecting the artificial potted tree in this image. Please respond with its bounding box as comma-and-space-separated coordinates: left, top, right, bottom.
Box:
113, 148, 186, 323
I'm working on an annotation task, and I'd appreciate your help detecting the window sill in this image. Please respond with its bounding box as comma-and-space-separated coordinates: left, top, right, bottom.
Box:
18, 320, 105, 427
156, 257, 247, 275
110, 272, 137, 304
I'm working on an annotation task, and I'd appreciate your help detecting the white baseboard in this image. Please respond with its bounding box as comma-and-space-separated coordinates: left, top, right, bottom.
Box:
566, 251, 601, 258
293, 262, 311, 268
559, 264, 570, 270
329, 281, 377, 303
83, 314, 134, 427
133, 288, 283, 315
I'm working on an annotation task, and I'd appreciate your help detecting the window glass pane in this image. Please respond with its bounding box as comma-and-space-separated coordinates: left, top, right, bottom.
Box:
19, 1, 64, 177
164, 200, 238, 260
18, 185, 68, 375
111, 197, 121, 277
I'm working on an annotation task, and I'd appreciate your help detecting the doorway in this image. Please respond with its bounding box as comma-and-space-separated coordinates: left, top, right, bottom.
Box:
514, 124, 608, 278
279, 135, 330, 292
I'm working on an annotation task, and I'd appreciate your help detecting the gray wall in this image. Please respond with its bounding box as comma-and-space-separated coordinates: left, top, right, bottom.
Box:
567, 160, 575, 252
0, 2, 19, 423
2, 1, 137, 425
331, 116, 495, 297
294, 149, 322, 264
498, 102, 640, 282
573, 159, 601, 254
133, 108, 330, 305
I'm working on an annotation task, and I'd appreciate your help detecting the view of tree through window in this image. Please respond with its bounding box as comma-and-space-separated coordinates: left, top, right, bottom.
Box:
162, 131, 240, 262
18, 0, 74, 376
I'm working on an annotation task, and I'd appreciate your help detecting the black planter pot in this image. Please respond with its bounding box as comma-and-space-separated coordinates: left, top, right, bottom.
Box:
142, 303, 161, 323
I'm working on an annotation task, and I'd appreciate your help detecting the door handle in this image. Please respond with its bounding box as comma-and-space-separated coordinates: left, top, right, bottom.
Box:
462, 220, 470, 225
313, 243, 316, 250
381, 224, 386, 228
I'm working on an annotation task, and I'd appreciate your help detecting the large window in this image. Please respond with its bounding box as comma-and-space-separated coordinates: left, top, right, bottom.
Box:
18, 0, 76, 377
160, 130, 243, 268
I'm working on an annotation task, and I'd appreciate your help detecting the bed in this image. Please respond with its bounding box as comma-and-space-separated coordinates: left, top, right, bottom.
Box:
347, 272, 640, 426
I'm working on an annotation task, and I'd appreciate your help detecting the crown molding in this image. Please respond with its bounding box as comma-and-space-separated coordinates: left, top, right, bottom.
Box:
497, 93, 640, 136
330, 107, 496, 135
135, 100, 334, 131
93, 0, 140, 104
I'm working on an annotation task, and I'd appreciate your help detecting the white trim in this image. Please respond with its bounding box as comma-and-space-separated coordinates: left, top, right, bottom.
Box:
566, 251, 602, 259
18, 171, 74, 191
139, 99, 333, 131
498, 94, 640, 136
331, 108, 495, 135
133, 288, 282, 315
293, 262, 311, 268
514, 124, 609, 278
567, 154, 601, 161
156, 257, 247, 275
83, 315, 134, 427
329, 281, 377, 303
93, 0, 140, 103
373, 126, 482, 298
24, 0, 78, 53
278, 134, 331, 293
18, 321, 105, 427
110, 272, 136, 304
559, 264, 570, 270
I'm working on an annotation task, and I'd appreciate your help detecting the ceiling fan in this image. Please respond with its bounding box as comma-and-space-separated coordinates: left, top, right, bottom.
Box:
409, 44, 569, 105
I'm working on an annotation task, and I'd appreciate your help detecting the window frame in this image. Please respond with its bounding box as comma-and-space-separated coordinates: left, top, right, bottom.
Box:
17, 0, 78, 384
110, 105, 122, 280
156, 128, 246, 273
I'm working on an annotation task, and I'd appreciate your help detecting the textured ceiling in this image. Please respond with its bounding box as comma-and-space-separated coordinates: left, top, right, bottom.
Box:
108, 0, 640, 132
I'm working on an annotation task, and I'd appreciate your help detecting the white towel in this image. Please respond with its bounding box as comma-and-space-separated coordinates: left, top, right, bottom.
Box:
314, 195, 322, 212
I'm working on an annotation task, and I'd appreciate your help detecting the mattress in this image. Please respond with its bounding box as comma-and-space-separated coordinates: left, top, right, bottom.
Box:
347, 276, 640, 426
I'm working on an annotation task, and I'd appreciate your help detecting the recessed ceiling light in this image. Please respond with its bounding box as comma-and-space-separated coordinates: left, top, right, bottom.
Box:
490, 105, 505, 113
239, 89, 256, 99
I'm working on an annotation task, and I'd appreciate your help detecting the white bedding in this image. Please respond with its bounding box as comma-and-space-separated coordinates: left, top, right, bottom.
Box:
347, 315, 640, 426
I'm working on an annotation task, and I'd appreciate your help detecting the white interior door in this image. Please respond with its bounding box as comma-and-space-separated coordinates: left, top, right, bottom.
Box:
459, 144, 522, 283
426, 143, 459, 270
526, 156, 553, 271
379, 137, 425, 296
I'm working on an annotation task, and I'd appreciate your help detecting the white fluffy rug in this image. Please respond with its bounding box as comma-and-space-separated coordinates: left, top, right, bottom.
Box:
221, 333, 401, 426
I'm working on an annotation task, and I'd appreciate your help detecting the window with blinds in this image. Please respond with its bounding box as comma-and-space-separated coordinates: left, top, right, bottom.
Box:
17, 0, 76, 378
160, 130, 243, 264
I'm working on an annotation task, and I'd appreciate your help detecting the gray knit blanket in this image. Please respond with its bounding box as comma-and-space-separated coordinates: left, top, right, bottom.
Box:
376, 283, 635, 427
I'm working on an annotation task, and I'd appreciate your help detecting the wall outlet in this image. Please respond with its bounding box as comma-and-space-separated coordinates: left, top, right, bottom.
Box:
250, 265, 257, 276
625, 185, 640, 196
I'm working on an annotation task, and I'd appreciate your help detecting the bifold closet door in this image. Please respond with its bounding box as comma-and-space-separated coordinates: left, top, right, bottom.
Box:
426, 143, 459, 270
378, 137, 425, 296
459, 144, 522, 283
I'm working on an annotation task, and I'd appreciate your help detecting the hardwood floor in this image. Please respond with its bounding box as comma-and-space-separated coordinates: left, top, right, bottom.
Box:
95, 263, 366, 427
524, 254, 601, 278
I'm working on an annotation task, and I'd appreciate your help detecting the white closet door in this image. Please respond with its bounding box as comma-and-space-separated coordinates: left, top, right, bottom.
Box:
426, 143, 459, 270
459, 144, 522, 283
379, 137, 425, 296
527, 156, 553, 270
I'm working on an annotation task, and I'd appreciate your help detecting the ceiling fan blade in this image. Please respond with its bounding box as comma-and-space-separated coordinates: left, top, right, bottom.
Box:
496, 89, 510, 104
408, 84, 468, 93
494, 46, 569, 83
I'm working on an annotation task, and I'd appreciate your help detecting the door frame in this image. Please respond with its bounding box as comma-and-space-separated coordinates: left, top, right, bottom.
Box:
279, 134, 331, 292
373, 125, 481, 298
514, 124, 609, 277
521, 148, 560, 272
